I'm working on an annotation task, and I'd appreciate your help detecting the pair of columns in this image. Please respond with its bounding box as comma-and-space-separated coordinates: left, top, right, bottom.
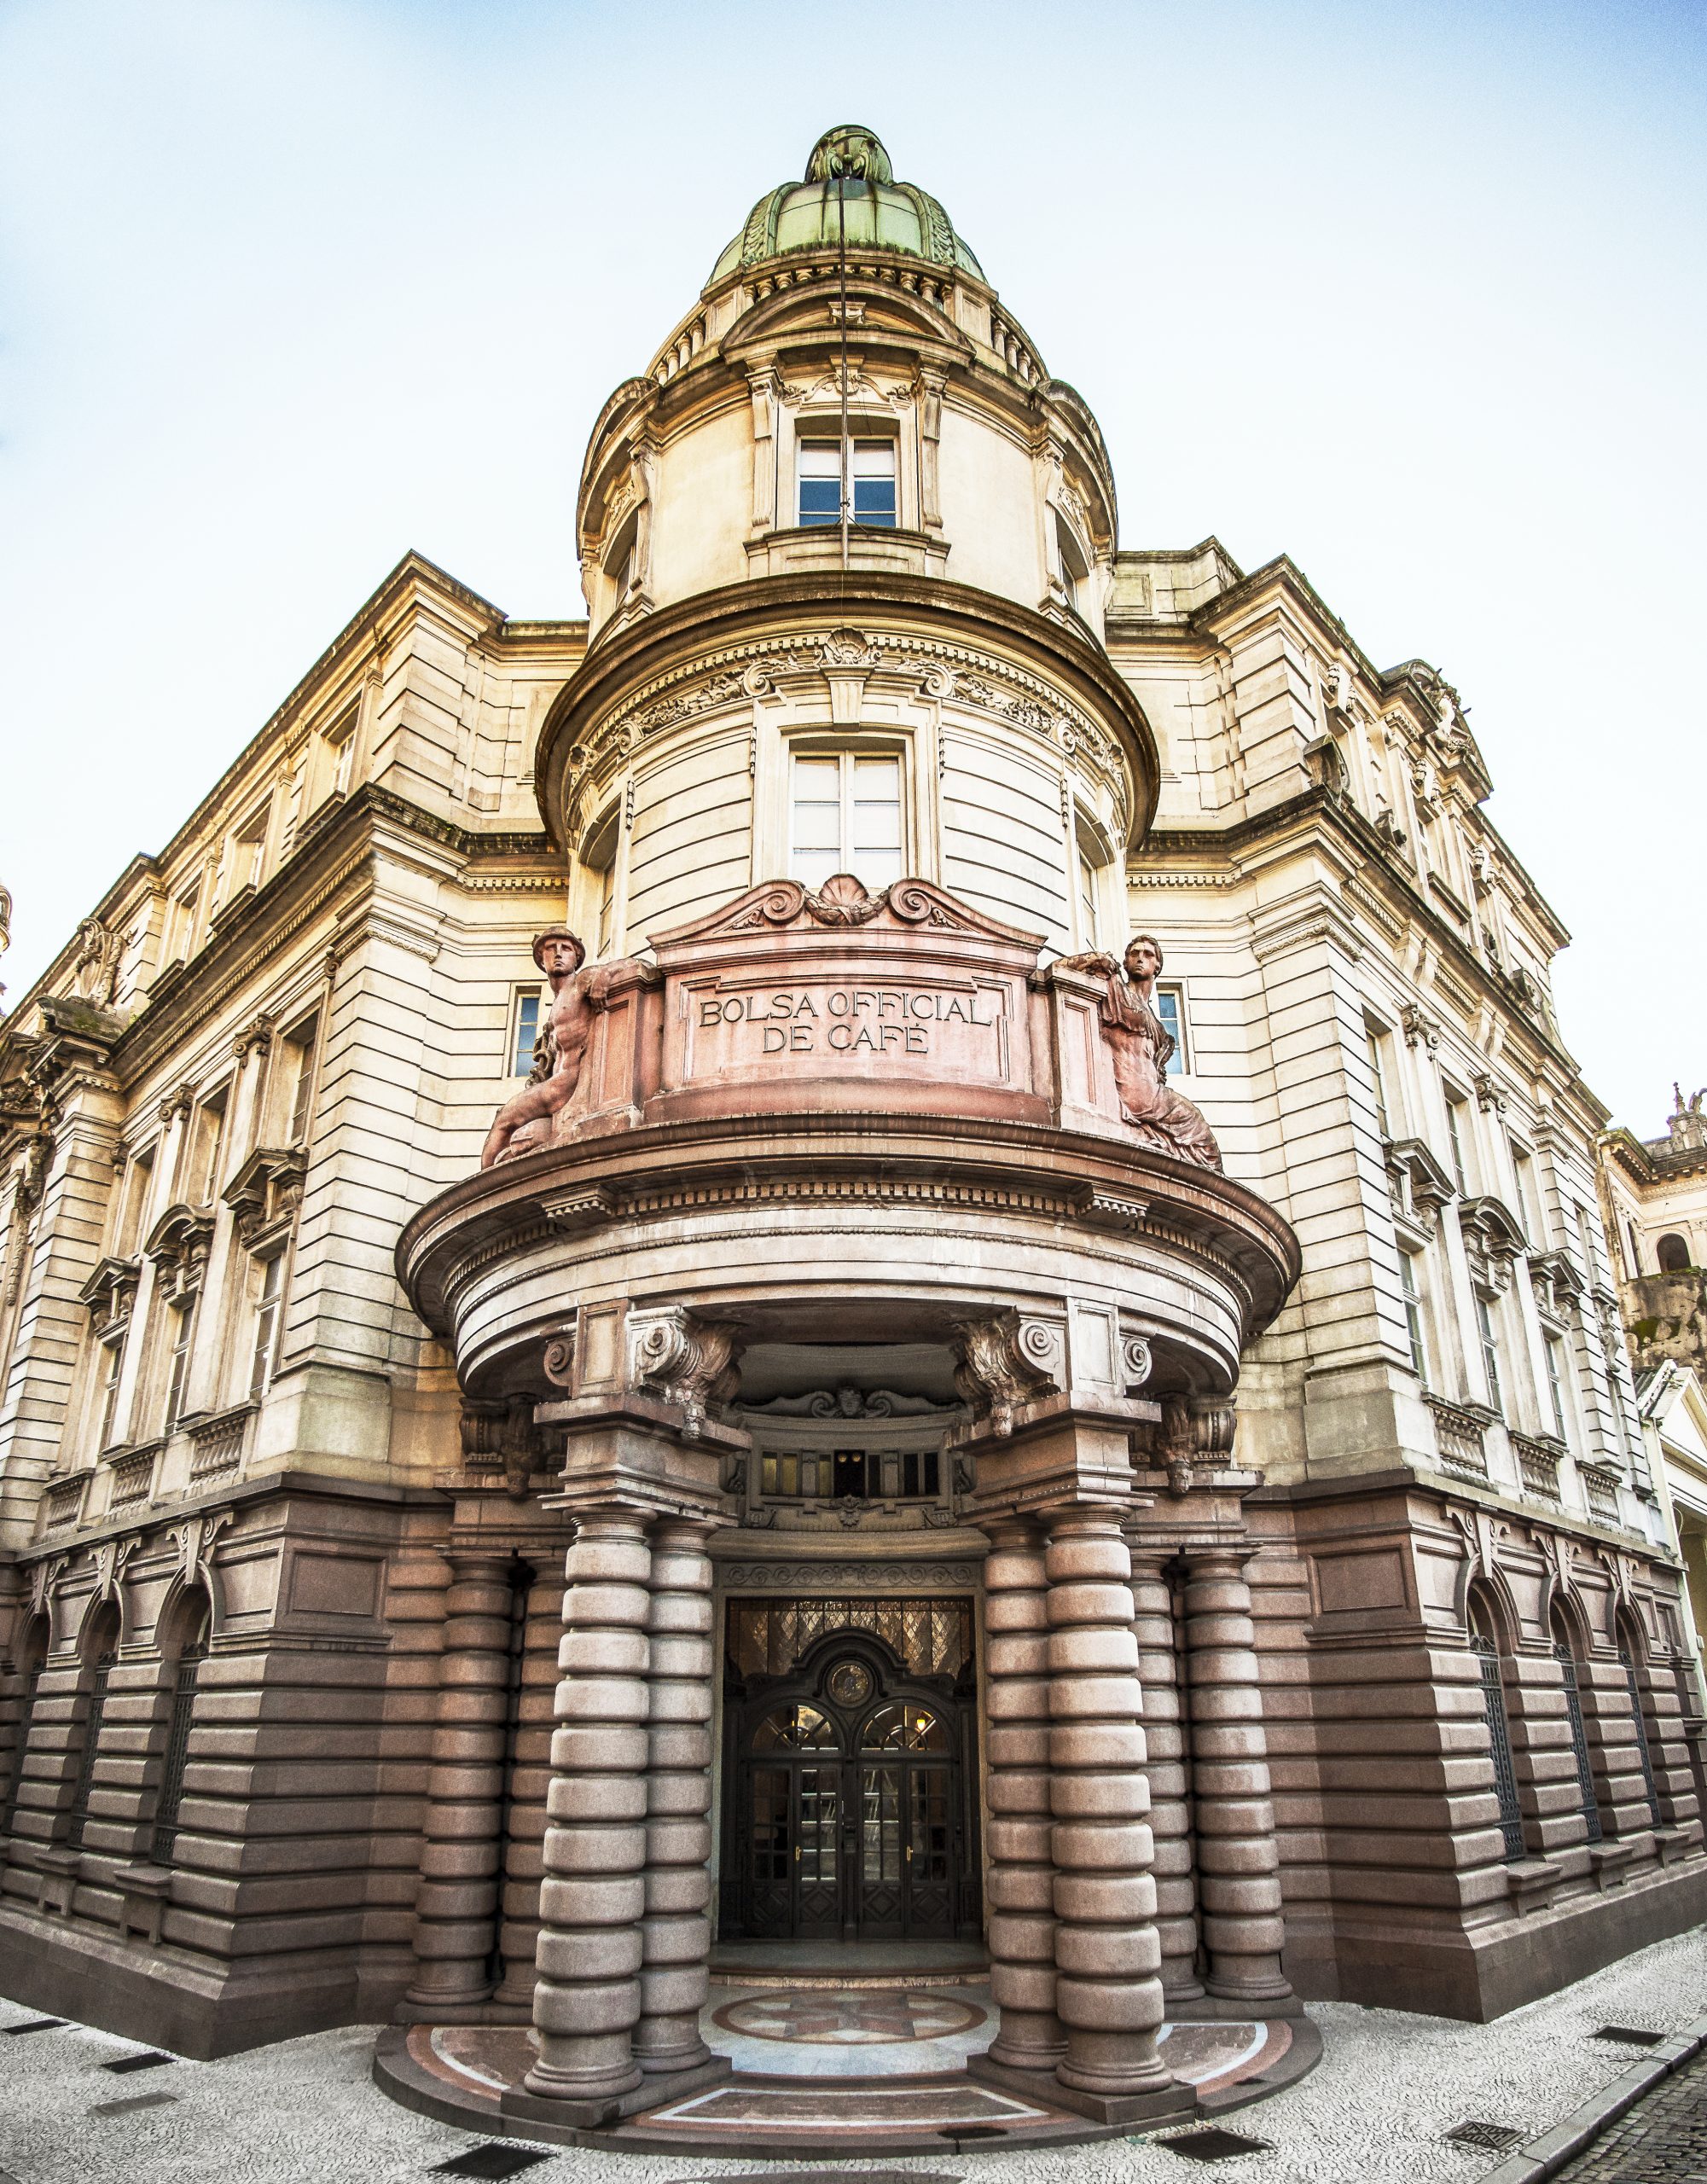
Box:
404, 1514, 717, 2109
980, 1512, 1289, 2111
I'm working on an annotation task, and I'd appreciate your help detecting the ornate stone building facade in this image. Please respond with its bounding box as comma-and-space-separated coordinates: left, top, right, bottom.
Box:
0, 126, 1701, 2125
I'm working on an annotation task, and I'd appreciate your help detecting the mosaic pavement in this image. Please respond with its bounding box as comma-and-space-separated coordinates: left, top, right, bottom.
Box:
3, 1926, 1707, 2183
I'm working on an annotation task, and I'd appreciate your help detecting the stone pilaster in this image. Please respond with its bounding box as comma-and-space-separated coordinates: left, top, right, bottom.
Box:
979, 1518, 1065, 2071
634, 1517, 715, 2073
1127, 1542, 1203, 2001
1182, 1545, 1294, 2009
403, 1554, 515, 2013
525, 1508, 652, 2106
1045, 1509, 1176, 2105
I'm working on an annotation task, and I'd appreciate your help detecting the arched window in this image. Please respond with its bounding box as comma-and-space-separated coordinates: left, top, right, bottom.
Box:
1, 1615, 50, 1836
152, 1592, 210, 1863
1615, 1611, 1663, 1827
751, 1703, 839, 1751
1469, 1590, 1524, 1860
1658, 1233, 1692, 1275
66, 1603, 120, 1850
860, 1701, 949, 1752
1549, 1605, 1602, 1844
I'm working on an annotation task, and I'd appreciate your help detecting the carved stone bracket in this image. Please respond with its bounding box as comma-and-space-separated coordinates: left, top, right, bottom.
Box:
1399, 1002, 1441, 1051
1147, 1392, 1236, 1497
169, 1507, 234, 1599
223, 1146, 308, 1255
951, 1310, 1062, 1438
460, 1396, 546, 1501
629, 1307, 743, 1438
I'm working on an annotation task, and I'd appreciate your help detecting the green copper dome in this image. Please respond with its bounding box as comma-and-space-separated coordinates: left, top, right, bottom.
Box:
709, 125, 985, 285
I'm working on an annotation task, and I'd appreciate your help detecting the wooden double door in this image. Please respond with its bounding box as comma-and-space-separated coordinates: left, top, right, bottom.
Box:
733, 1647, 970, 1942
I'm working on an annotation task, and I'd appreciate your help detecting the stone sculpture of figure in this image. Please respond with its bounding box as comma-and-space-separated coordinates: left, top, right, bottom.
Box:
1056, 933, 1222, 1170
71, 916, 122, 1007
481, 927, 612, 1169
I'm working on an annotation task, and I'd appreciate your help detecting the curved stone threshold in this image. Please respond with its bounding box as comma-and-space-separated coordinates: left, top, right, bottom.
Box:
372, 2006, 1321, 2156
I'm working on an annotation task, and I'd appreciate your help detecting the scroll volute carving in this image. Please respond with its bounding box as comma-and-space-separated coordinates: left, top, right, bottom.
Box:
459, 1394, 546, 1501
1150, 1391, 1237, 1497
951, 1310, 1061, 1438
629, 1306, 743, 1437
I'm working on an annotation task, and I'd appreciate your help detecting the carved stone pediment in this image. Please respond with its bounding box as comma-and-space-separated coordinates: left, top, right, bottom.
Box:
223, 1145, 307, 1254
1386, 1137, 1456, 1240
740, 1384, 961, 1422
1529, 1249, 1585, 1324
654, 872, 1039, 948
78, 1253, 141, 1335
1459, 1194, 1528, 1294
144, 1202, 215, 1298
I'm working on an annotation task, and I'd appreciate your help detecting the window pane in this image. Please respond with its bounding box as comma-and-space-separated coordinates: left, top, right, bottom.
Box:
799, 442, 841, 475
792, 848, 841, 889
1154, 988, 1183, 1072
799, 479, 840, 525
512, 993, 541, 1077
853, 479, 896, 526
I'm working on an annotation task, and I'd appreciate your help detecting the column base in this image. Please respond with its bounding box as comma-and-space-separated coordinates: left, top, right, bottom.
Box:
1172, 1989, 1308, 2022
969, 2050, 1195, 2128
392, 1995, 532, 2027
504, 2050, 730, 2131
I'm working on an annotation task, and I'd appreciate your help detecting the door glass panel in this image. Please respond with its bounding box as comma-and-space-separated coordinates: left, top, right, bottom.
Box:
798, 1766, 839, 1885
862, 1765, 902, 1885
910, 1768, 951, 1884
750, 1766, 791, 1884
752, 1703, 838, 1750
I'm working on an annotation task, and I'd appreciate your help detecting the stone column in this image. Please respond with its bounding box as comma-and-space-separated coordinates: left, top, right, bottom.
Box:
980, 1519, 1065, 2071
525, 1509, 652, 2105
1128, 1542, 1203, 2001
1045, 1509, 1175, 2103
404, 1554, 515, 2012
1182, 1546, 1293, 2008
634, 1517, 715, 2074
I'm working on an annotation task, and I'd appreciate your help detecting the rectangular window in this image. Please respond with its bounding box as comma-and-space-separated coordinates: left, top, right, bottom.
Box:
233, 800, 270, 895
1624, 1219, 1641, 1276
287, 1019, 319, 1145
249, 1253, 283, 1402
191, 1095, 227, 1206
788, 751, 903, 890
798, 440, 841, 526
1154, 985, 1187, 1075
1077, 851, 1099, 950
1365, 1024, 1393, 1139
851, 439, 896, 526
1511, 1144, 1541, 1244
511, 990, 542, 1077
169, 883, 200, 966
97, 1334, 126, 1449
1399, 1251, 1430, 1385
1476, 1293, 1503, 1416
1444, 1093, 1472, 1195
1545, 1335, 1570, 1440
163, 1302, 195, 1432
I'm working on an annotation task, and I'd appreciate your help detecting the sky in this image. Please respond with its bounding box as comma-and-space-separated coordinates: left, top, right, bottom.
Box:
0, 0, 1702, 1136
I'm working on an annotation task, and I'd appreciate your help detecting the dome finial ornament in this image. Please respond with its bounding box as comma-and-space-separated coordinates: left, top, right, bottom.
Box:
804, 125, 893, 186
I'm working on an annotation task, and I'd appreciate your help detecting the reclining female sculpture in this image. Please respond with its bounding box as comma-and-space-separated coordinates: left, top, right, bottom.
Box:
1056, 934, 1222, 1170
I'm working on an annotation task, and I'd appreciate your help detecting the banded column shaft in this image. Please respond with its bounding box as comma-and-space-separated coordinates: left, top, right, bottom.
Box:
525, 1511, 652, 2102
405, 1554, 515, 2010
980, 1519, 1065, 2070
1182, 1547, 1292, 2006
635, 1519, 715, 2072
1127, 1543, 1203, 2001
1046, 1510, 1173, 2100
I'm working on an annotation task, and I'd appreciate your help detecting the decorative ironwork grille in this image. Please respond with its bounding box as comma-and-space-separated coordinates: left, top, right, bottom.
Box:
1619, 1648, 1663, 1825
1553, 1641, 1603, 1844
1472, 1636, 1525, 1859
727, 1597, 973, 1680
1, 1664, 42, 1834
150, 1643, 206, 1862
66, 1652, 115, 1849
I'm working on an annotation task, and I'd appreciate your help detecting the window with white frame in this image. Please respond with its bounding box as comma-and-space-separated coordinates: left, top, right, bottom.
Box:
1510, 1141, 1542, 1245
96, 1332, 126, 1449
796, 438, 896, 529
1153, 985, 1187, 1076
1076, 849, 1100, 950
1544, 1333, 1571, 1441
322, 708, 357, 801
788, 752, 903, 889
249, 1252, 284, 1402
510, 989, 543, 1078
1055, 515, 1089, 611
285, 1017, 319, 1146
189, 1094, 228, 1207
1365, 1021, 1394, 1139
168, 881, 200, 967
1475, 1292, 1504, 1416
581, 805, 619, 958
1443, 1089, 1472, 1195
163, 1298, 195, 1433
1398, 1248, 1430, 1385
232, 799, 270, 896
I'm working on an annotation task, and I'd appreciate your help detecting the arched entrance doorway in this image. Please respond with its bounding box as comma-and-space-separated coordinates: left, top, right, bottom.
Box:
726, 1632, 977, 1943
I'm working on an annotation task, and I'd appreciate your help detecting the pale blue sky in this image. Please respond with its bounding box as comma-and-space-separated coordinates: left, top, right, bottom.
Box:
1, 0, 1701, 1132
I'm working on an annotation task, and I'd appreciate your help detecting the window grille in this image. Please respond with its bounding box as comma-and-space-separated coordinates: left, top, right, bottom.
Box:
66, 1648, 116, 1850
726, 1597, 973, 1680
151, 1638, 207, 1862
1472, 1635, 1525, 1859
1619, 1647, 1663, 1826
1553, 1641, 1603, 1844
